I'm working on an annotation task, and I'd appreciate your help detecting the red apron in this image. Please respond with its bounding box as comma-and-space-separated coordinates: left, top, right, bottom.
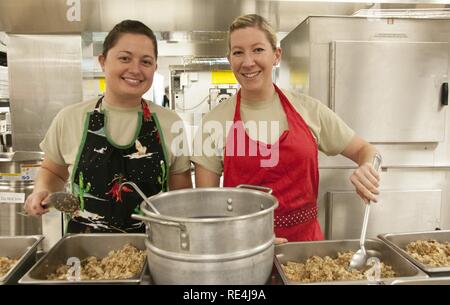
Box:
223, 84, 323, 241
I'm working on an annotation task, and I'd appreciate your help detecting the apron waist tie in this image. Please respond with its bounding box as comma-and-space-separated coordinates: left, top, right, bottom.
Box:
274, 206, 318, 228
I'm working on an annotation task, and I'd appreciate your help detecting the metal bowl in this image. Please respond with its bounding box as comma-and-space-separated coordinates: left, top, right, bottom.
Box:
137, 186, 278, 285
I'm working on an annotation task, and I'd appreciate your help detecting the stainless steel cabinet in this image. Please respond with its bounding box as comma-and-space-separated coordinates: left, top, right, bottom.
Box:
280, 16, 450, 236
331, 40, 448, 143
325, 190, 442, 239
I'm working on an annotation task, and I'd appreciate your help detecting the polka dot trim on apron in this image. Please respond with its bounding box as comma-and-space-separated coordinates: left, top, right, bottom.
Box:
274, 206, 318, 228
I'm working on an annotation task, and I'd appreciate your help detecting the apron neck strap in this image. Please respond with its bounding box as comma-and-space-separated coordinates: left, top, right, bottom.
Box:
94, 96, 104, 111
234, 83, 286, 121
94, 96, 149, 114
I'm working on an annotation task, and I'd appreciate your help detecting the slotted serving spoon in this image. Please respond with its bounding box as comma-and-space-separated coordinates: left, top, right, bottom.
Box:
43, 192, 80, 213
19, 192, 81, 216
348, 153, 382, 271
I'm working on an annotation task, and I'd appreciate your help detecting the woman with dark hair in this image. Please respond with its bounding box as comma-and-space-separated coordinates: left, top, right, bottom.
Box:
24, 20, 192, 233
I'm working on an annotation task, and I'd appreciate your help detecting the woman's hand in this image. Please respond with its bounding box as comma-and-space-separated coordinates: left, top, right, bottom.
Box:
274, 237, 288, 245
24, 191, 50, 216
23, 157, 69, 216
341, 135, 381, 204
349, 162, 380, 204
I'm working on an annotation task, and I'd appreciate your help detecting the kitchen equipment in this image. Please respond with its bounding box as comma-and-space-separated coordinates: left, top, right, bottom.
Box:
280, 16, 450, 241
378, 230, 450, 276
0, 151, 43, 235
274, 239, 428, 285
0, 235, 43, 285
119, 181, 160, 215
349, 153, 382, 271
43, 192, 79, 213
19, 233, 147, 284
132, 185, 278, 284
0, 112, 12, 152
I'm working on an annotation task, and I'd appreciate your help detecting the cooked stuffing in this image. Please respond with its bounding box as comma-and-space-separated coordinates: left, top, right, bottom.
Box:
0, 256, 18, 277
47, 243, 146, 280
405, 239, 450, 267
281, 251, 396, 283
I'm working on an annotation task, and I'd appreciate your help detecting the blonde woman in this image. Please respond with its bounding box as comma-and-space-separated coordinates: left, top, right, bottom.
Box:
192, 14, 380, 242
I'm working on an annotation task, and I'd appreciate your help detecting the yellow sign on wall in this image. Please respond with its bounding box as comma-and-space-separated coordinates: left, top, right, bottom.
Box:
211, 70, 237, 84
99, 78, 106, 93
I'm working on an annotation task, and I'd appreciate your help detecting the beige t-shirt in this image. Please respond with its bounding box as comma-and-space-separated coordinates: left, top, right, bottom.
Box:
40, 99, 191, 178
191, 90, 355, 175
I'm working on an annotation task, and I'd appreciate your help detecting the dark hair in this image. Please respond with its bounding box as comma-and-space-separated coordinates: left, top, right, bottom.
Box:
102, 20, 158, 59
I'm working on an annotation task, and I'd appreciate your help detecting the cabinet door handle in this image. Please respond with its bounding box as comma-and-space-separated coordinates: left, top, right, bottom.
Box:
441, 82, 448, 106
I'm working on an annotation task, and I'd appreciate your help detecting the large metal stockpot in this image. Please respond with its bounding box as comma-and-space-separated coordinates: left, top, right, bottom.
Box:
132, 185, 278, 285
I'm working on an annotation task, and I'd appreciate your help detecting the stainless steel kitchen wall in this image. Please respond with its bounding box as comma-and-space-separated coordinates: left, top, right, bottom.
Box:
7, 35, 82, 151
279, 16, 450, 237
0, 0, 389, 33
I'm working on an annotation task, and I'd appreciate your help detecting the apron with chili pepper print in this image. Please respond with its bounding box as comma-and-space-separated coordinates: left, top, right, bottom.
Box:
67, 97, 168, 233
223, 85, 323, 241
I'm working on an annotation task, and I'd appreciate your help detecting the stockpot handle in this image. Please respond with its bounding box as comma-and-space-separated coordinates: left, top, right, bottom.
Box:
131, 214, 190, 250
236, 184, 273, 194
132, 214, 186, 230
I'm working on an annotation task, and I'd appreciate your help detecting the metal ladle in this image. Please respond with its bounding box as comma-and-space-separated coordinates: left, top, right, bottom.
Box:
348, 153, 382, 271
119, 181, 160, 215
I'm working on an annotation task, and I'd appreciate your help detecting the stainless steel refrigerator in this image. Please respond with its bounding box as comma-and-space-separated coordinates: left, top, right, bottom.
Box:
279, 16, 450, 239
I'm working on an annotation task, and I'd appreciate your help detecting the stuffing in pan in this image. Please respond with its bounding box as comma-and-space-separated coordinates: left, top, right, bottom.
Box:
281, 251, 395, 283
0, 256, 18, 277
405, 240, 450, 267
47, 243, 146, 280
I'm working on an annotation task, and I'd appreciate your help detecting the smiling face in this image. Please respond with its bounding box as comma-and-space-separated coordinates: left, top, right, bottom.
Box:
228, 26, 281, 101
99, 33, 157, 107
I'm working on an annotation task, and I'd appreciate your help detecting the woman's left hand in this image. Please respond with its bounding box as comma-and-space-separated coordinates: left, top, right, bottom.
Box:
349, 162, 380, 204
274, 237, 288, 245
